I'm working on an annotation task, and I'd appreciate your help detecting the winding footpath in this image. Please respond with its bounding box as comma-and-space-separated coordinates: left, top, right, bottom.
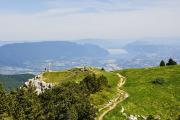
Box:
96, 73, 129, 120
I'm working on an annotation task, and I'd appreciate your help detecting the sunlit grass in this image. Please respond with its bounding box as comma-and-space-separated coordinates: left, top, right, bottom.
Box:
104, 65, 180, 120
42, 67, 120, 109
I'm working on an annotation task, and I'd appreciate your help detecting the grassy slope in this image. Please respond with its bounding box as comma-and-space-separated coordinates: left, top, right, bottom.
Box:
42, 67, 119, 108
104, 65, 180, 120
42, 68, 89, 84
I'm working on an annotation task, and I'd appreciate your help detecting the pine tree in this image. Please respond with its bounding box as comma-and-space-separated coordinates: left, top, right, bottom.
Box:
166, 58, 177, 66
160, 60, 166, 67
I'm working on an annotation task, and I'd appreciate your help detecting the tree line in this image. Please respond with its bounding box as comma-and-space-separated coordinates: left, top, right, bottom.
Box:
0, 74, 108, 120
160, 58, 177, 67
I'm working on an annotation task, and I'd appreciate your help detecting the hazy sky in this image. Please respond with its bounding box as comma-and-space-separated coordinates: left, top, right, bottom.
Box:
0, 0, 180, 41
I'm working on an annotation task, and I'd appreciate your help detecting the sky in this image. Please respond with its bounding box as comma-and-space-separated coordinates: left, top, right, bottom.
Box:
0, 0, 180, 41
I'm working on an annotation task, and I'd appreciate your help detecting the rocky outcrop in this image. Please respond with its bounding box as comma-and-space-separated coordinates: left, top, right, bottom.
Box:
25, 73, 54, 94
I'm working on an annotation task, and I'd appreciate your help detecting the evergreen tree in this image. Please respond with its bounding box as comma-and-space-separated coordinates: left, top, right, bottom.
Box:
8, 87, 43, 120
101, 67, 105, 71
39, 82, 97, 120
0, 81, 97, 120
166, 58, 177, 66
0, 84, 8, 118
160, 60, 166, 66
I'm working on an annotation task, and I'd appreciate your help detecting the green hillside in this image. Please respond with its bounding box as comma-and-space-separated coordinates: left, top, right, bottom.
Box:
0, 66, 179, 119
42, 67, 120, 109
0, 74, 35, 90
104, 65, 180, 120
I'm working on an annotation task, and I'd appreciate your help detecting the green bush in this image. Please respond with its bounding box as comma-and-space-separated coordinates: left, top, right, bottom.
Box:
152, 78, 165, 85
80, 74, 108, 94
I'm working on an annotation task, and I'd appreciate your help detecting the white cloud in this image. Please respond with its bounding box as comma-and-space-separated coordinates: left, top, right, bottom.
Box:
0, 0, 179, 41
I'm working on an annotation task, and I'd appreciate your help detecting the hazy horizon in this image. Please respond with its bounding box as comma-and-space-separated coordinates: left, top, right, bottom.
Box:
0, 0, 180, 41
0, 37, 180, 43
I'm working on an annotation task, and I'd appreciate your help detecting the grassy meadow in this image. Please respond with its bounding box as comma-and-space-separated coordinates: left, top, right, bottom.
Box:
104, 65, 180, 120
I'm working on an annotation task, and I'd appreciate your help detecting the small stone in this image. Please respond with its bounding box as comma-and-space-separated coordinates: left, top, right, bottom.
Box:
128, 115, 138, 120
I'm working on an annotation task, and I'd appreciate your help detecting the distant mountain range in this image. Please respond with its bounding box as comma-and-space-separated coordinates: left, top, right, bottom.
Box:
77, 38, 180, 60
0, 38, 179, 73
0, 41, 109, 66
76, 38, 180, 49
76, 39, 133, 48
123, 39, 180, 58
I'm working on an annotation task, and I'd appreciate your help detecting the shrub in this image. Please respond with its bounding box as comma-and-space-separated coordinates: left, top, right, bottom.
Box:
101, 67, 105, 71
177, 115, 180, 120
152, 78, 165, 85
80, 74, 108, 94
147, 115, 155, 120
